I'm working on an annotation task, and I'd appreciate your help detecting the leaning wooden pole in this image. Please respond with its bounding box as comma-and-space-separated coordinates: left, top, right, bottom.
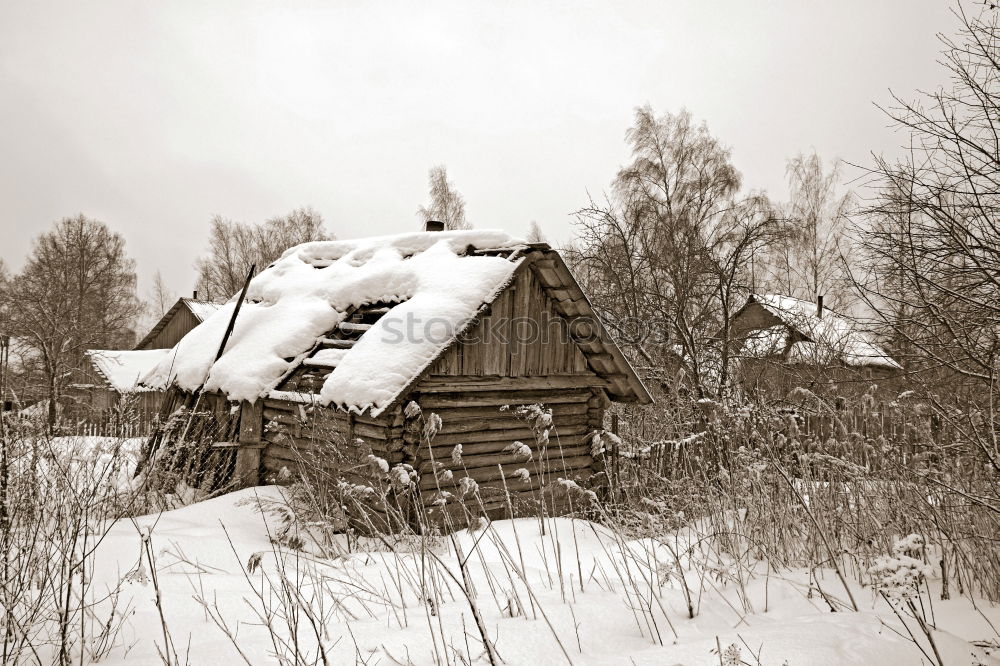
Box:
214, 264, 257, 364
139, 265, 256, 477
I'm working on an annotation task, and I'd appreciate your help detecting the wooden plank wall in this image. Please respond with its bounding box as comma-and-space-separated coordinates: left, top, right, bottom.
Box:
260, 398, 405, 481
144, 306, 201, 350
430, 267, 589, 377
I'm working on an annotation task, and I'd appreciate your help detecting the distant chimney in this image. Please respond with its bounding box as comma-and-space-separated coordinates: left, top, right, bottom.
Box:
816, 294, 824, 319
424, 220, 445, 232
193, 290, 198, 300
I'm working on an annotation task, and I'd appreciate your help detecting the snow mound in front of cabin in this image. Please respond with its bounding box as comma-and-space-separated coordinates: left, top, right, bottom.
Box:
143, 230, 522, 413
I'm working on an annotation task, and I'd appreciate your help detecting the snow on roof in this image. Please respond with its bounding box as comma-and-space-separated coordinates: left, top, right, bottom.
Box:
184, 299, 222, 321
752, 294, 901, 370
144, 230, 524, 414
786, 341, 837, 365
87, 349, 173, 392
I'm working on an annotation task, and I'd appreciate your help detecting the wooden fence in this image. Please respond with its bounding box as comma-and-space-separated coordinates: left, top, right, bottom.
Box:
67, 416, 158, 439
792, 405, 955, 445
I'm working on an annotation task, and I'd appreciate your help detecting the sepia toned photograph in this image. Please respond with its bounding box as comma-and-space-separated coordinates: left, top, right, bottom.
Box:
1, 1, 998, 663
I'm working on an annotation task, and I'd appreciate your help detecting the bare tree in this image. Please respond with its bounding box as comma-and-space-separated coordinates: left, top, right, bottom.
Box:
0, 259, 9, 332
148, 270, 176, 317
567, 106, 772, 396
766, 152, 854, 303
858, 5, 1000, 406
4, 216, 142, 426
418, 166, 470, 230
195, 207, 331, 301
707, 195, 781, 395
525, 221, 546, 243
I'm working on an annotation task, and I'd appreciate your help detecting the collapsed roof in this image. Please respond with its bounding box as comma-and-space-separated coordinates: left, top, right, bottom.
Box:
144, 230, 651, 415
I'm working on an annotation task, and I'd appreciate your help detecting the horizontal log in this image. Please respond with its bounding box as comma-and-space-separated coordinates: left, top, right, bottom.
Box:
264, 444, 404, 469
418, 455, 594, 490
314, 411, 400, 431
425, 424, 589, 447
417, 402, 589, 424
420, 390, 593, 409
419, 444, 592, 472
317, 337, 355, 349
262, 456, 387, 488
263, 430, 398, 454
263, 399, 298, 413
425, 434, 591, 459
288, 435, 403, 455
263, 409, 306, 427
264, 398, 402, 427
302, 358, 339, 368
419, 375, 607, 392
436, 413, 591, 435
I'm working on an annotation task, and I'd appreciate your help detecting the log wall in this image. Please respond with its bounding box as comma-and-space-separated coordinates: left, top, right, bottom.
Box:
407, 382, 608, 522
260, 398, 405, 480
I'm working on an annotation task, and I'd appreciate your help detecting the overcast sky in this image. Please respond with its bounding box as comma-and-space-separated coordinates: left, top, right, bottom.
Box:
1, 0, 955, 299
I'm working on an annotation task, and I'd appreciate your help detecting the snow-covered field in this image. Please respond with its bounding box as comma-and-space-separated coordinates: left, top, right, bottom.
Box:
72, 486, 999, 665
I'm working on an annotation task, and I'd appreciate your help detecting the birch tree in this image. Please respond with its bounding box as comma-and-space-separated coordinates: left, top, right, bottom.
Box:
766, 152, 853, 303
568, 106, 776, 395
5, 216, 141, 426
418, 166, 470, 230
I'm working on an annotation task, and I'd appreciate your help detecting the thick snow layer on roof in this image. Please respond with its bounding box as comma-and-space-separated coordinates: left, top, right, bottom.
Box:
754, 294, 901, 370
144, 230, 523, 413
88, 349, 173, 392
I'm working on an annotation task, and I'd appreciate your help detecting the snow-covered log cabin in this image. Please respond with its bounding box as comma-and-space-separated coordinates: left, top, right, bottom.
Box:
143, 228, 651, 524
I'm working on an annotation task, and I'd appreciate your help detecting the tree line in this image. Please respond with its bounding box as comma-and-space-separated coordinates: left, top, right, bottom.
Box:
1, 6, 997, 427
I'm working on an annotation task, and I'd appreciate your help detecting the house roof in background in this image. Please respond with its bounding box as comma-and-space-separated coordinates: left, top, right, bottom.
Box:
134, 298, 221, 350
745, 294, 901, 370
86, 349, 173, 393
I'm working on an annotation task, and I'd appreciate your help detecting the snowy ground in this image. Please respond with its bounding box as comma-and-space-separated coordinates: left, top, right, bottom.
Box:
74, 485, 1000, 665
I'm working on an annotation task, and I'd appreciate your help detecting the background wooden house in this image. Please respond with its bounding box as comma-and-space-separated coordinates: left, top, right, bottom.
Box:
145, 229, 651, 524
65, 349, 172, 432
61, 297, 220, 432
730, 294, 902, 400
135, 297, 220, 350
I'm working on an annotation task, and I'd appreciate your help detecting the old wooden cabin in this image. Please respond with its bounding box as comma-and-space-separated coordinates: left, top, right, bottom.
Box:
146, 228, 651, 524
730, 294, 902, 400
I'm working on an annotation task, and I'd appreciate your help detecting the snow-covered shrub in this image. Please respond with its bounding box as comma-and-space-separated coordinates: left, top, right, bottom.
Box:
869, 535, 934, 603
